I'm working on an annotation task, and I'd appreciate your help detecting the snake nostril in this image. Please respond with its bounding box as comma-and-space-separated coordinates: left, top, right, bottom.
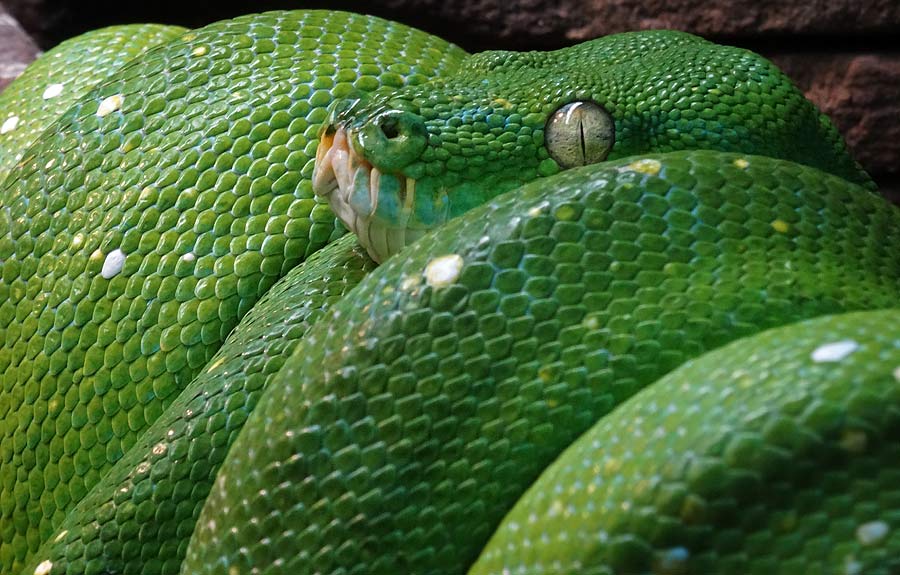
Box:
379, 119, 400, 140
360, 110, 427, 171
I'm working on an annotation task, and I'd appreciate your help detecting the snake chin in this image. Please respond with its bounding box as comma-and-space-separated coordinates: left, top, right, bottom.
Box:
313, 127, 427, 263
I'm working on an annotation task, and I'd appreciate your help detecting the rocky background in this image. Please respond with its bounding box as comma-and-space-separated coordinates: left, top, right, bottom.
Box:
0, 4, 38, 92
1, 0, 897, 200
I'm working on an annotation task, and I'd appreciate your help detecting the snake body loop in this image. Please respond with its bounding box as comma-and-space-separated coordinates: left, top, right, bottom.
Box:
0, 9, 897, 575
0, 12, 464, 573
183, 152, 900, 574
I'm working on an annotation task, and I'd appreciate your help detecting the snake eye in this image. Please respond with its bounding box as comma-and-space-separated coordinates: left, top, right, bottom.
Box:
544, 101, 614, 168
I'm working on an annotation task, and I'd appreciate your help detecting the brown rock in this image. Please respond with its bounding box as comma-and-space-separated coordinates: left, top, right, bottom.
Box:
0, 4, 39, 93
2, 0, 73, 47
569, 0, 900, 42
771, 52, 900, 197
8, 0, 894, 51
881, 182, 900, 203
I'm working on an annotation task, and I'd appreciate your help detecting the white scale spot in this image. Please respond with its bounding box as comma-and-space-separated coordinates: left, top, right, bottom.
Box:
34, 560, 53, 575
811, 339, 859, 363
151, 442, 168, 456
53, 530, 68, 542
844, 558, 862, 575
623, 158, 662, 176
181, 252, 196, 262
424, 254, 463, 287
42, 83, 64, 99
856, 520, 889, 546
527, 201, 550, 217
1, 115, 19, 134
97, 94, 124, 117
893, 366, 900, 382
400, 275, 421, 291
548, 499, 564, 518
207, 356, 226, 373
655, 547, 690, 574
100, 248, 126, 279
840, 429, 868, 454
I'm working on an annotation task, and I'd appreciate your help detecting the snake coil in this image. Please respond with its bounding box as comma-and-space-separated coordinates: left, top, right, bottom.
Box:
0, 9, 896, 575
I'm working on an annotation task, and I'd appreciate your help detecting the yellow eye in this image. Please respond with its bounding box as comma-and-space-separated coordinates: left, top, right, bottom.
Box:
544, 101, 614, 168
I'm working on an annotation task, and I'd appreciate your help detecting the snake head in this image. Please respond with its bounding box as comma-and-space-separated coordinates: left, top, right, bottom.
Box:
314, 30, 872, 263
312, 54, 620, 263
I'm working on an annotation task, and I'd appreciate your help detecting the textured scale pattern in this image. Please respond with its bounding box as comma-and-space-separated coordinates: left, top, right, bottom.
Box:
2, 12, 899, 575
24, 234, 374, 575
332, 29, 872, 233
183, 151, 900, 574
0, 11, 465, 572
0, 24, 187, 184
470, 311, 900, 575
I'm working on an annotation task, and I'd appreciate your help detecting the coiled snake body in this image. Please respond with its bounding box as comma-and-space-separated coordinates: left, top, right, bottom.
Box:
0, 9, 897, 575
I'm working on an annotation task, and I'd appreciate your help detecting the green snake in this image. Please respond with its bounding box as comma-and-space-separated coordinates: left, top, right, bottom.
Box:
0, 9, 897, 575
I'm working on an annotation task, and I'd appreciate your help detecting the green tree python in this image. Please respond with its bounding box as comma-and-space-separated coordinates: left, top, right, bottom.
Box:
0, 9, 896, 575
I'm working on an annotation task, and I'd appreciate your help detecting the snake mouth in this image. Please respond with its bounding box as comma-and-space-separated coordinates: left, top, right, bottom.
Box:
313, 127, 430, 263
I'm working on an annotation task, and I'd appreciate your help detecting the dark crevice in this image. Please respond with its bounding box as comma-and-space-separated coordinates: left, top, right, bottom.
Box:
874, 173, 900, 205
13, 0, 898, 54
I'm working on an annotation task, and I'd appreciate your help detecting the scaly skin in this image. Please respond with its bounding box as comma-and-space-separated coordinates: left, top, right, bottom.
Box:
21, 21, 886, 575
26, 234, 375, 575
471, 310, 900, 575
183, 152, 900, 574
312, 30, 872, 262
0, 11, 465, 573
0, 24, 187, 184
1, 10, 898, 575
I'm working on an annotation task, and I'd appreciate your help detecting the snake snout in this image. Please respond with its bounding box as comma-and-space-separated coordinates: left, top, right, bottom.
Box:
355, 109, 428, 173
312, 125, 373, 227
313, 98, 434, 263
313, 123, 428, 264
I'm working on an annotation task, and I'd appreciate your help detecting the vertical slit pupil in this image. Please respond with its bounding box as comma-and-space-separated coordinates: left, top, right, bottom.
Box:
578, 119, 587, 164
